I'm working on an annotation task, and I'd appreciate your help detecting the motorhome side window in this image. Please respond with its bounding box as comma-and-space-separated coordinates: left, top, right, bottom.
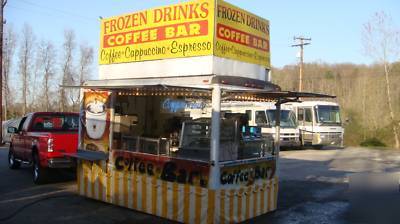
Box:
304, 108, 312, 122
298, 108, 304, 121
255, 111, 267, 126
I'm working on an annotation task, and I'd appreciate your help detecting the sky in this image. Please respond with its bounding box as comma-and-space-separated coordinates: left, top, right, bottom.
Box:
5, 0, 400, 73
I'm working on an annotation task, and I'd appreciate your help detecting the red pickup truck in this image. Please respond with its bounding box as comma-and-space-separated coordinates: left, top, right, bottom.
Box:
7, 112, 79, 184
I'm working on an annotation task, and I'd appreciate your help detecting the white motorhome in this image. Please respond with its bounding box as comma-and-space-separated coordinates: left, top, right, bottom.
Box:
190, 102, 301, 147
2, 118, 21, 144
286, 101, 344, 147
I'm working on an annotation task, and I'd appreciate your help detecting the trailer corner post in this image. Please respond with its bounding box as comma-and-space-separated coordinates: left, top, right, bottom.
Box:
109, 91, 116, 151
209, 84, 221, 189
78, 88, 85, 150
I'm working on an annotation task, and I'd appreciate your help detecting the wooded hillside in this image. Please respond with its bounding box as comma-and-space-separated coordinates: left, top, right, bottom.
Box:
273, 62, 400, 147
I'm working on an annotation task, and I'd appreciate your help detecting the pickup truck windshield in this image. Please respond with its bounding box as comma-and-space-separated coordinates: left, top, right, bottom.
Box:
316, 105, 341, 125
31, 114, 79, 132
266, 110, 297, 128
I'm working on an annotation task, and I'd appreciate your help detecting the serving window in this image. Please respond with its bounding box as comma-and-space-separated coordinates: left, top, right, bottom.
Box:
111, 89, 274, 162
112, 92, 210, 159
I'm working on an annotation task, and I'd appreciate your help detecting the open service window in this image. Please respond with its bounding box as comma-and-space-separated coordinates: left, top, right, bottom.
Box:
112, 90, 213, 161
111, 88, 275, 163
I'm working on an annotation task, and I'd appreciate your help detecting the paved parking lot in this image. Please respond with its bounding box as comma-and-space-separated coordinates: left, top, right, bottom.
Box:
1, 146, 400, 224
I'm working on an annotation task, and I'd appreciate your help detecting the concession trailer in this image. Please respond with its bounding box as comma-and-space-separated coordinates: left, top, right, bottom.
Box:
68, 0, 333, 223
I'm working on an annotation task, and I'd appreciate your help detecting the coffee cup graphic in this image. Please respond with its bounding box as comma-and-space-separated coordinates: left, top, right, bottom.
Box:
85, 98, 107, 140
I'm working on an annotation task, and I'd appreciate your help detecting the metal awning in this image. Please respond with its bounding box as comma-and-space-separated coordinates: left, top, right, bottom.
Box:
61, 75, 335, 101
62, 75, 280, 91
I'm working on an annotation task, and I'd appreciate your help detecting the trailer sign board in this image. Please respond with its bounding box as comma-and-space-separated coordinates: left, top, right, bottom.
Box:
99, 0, 215, 65
215, 0, 270, 67
99, 0, 270, 68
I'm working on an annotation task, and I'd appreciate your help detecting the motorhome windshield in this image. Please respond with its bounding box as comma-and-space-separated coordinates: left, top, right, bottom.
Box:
266, 110, 297, 128
316, 105, 341, 125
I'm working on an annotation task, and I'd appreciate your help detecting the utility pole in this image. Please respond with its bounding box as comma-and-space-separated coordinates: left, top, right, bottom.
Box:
291, 36, 311, 92
0, 0, 6, 144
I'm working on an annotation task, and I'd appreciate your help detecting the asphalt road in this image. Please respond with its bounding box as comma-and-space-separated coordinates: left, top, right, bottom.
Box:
1, 146, 400, 224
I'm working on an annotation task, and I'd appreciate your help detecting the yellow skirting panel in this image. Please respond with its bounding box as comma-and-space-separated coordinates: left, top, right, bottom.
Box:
78, 161, 278, 224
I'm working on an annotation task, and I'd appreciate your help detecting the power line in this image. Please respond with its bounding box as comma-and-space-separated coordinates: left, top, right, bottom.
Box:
11, 0, 97, 22
6, 5, 98, 29
291, 36, 311, 92
7, 4, 65, 19
18, 0, 97, 21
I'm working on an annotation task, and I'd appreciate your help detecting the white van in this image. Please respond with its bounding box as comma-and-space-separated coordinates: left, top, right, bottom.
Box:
285, 101, 344, 147
190, 102, 301, 147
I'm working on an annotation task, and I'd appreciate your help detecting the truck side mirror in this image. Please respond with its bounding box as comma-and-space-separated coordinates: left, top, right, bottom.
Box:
7, 127, 17, 133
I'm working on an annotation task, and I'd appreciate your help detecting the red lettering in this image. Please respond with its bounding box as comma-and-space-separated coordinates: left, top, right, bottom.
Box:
110, 20, 116, 33
164, 7, 172, 22
151, 2, 209, 23
103, 12, 148, 34
117, 17, 124, 30
188, 3, 199, 19
103, 21, 110, 35
154, 9, 163, 23
200, 2, 209, 18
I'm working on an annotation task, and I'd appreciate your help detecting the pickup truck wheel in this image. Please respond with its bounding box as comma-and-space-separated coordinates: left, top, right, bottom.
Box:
8, 149, 21, 169
33, 153, 48, 184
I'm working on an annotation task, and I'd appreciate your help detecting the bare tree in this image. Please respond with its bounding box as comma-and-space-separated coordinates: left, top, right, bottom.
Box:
78, 44, 94, 85
2, 25, 16, 119
30, 46, 41, 111
72, 43, 93, 110
60, 29, 75, 112
37, 40, 56, 112
17, 24, 35, 115
362, 11, 400, 149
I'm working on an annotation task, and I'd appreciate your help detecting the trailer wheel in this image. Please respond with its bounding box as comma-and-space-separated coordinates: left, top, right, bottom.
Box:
33, 153, 48, 184
8, 147, 21, 169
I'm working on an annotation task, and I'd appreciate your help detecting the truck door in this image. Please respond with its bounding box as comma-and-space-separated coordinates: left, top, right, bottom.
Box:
21, 115, 33, 161
12, 116, 27, 159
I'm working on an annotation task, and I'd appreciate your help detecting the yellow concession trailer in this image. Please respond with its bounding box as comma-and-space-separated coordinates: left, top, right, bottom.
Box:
66, 0, 334, 223
67, 75, 333, 223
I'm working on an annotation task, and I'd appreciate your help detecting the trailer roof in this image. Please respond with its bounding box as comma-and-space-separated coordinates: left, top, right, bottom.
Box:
77, 75, 278, 90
